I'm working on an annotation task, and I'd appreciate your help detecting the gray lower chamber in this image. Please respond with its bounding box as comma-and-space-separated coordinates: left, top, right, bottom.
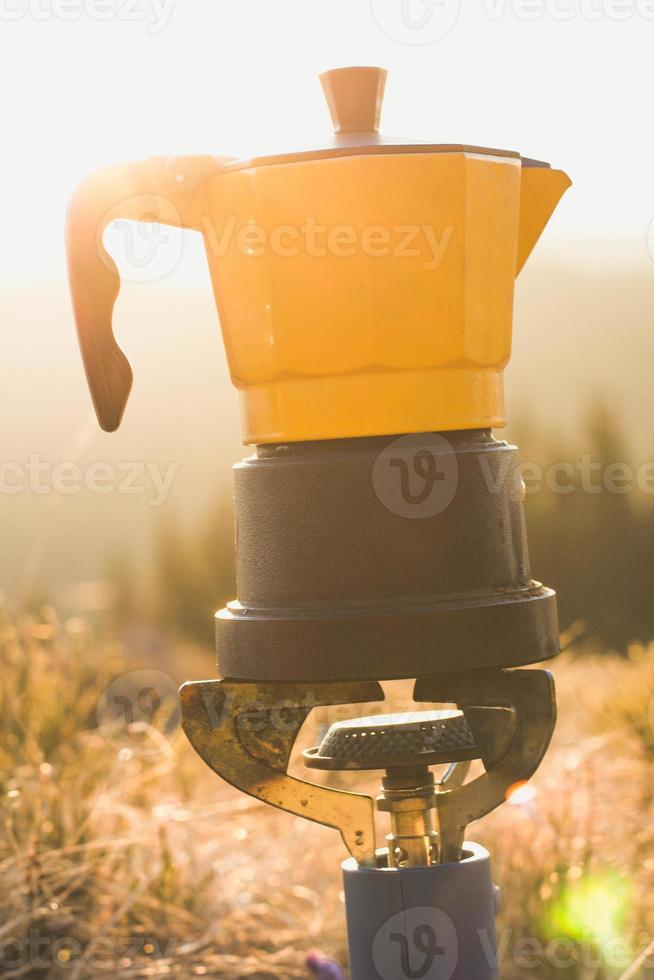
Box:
216, 430, 559, 682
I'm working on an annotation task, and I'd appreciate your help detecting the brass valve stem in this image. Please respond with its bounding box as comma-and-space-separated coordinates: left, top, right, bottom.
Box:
377, 767, 438, 868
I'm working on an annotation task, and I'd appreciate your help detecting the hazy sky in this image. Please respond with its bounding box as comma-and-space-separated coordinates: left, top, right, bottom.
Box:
0, 0, 653, 286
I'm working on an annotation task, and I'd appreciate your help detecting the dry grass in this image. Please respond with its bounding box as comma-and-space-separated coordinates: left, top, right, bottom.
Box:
2, 605, 654, 978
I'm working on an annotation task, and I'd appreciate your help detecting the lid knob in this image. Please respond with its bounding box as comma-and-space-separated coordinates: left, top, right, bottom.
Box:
319, 66, 388, 134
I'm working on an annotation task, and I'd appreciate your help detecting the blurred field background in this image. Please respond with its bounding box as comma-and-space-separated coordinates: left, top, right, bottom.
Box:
4, 608, 654, 978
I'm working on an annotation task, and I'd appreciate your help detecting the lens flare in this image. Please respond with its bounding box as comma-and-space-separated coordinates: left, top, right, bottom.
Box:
544, 871, 632, 961
506, 780, 538, 807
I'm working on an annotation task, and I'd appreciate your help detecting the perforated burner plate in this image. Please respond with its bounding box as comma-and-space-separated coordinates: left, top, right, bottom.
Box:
303, 709, 480, 771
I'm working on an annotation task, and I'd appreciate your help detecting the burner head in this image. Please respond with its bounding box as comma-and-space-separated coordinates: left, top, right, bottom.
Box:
304, 709, 480, 771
